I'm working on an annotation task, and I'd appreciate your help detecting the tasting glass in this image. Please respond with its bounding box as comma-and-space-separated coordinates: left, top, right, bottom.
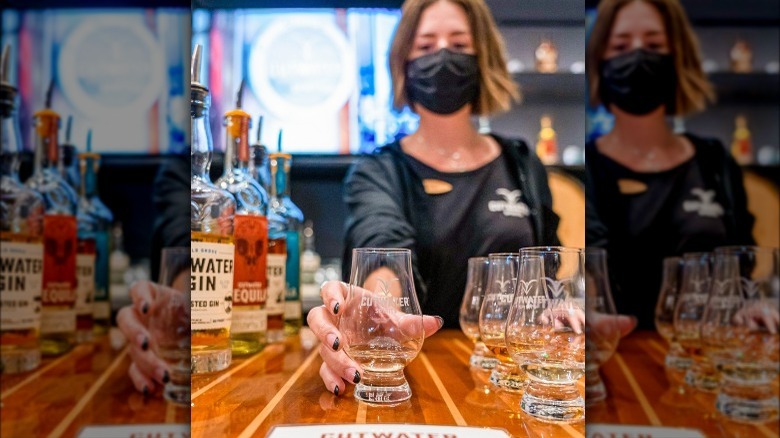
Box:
583, 248, 619, 406
148, 247, 191, 405
517, 246, 586, 423
674, 252, 717, 392
655, 256, 693, 372
339, 248, 424, 404
479, 253, 525, 392
459, 257, 498, 371
505, 254, 545, 391
712, 246, 779, 423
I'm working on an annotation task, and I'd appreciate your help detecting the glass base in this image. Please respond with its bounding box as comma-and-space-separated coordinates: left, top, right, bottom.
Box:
354, 381, 412, 405
470, 354, 498, 370
717, 386, 779, 423
665, 352, 693, 371
164, 382, 191, 406
1, 348, 41, 374
230, 334, 266, 357
521, 383, 584, 423
76, 328, 94, 344
191, 348, 231, 374
685, 366, 719, 392
40, 335, 74, 356
266, 328, 285, 344
490, 362, 526, 392
284, 319, 302, 336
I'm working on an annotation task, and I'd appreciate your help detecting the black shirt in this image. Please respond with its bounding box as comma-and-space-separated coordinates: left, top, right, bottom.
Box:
585, 134, 754, 329
403, 153, 536, 326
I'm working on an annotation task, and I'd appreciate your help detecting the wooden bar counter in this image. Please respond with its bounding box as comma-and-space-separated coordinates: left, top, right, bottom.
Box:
1, 335, 188, 437
191, 329, 585, 438
588, 330, 780, 438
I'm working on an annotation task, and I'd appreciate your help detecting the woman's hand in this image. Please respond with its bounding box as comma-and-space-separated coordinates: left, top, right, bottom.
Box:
306, 280, 444, 396
116, 281, 172, 396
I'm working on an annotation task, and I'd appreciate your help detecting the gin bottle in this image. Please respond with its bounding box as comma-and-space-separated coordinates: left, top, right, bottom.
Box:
190, 45, 236, 373
1, 45, 46, 372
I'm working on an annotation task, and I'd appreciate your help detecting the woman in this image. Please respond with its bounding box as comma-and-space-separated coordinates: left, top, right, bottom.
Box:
308, 0, 560, 396
585, 0, 755, 329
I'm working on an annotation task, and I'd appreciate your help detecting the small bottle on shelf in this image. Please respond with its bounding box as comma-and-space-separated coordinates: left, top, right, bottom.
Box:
216, 80, 270, 357
730, 114, 753, 165
24, 81, 79, 356
1, 44, 46, 372
535, 114, 558, 165
729, 38, 753, 73
190, 45, 236, 373
535, 39, 558, 73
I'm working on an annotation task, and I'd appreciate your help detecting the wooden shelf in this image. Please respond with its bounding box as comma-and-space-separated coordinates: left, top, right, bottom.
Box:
709, 72, 780, 104
513, 72, 586, 104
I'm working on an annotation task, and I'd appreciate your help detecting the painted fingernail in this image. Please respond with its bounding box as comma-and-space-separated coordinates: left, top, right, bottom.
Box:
142, 385, 149, 397
162, 370, 170, 384
434, 316, 444, 329
141, 337, 148, 351
332, 302, 340, 315
353, 370, 361, 384
332, 336, 340, 351
334, 385, 340, 396
141, 302, 149, 314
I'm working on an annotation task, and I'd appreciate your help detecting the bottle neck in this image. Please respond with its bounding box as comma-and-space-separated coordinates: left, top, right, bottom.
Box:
191, 90, 212, 181
0, 101, 21, 179
79, 156, 99, 198
270, 155, 291, 198
223, 110, 251, 175
33, 110, 60, 174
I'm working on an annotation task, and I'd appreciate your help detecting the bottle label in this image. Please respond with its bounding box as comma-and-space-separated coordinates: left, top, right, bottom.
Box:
231, 308, 268, 334
93, 301, 111, 320
284, 301, 302, 320
93, 231, 110, 303
42, 215, 78, 307
266, 253, 286, 315
284, 230, 301, 302
40, 307, 76, 334
232, 215, 268, 307
191, 240, 235, 331
0, 241, 44, 330
75, 252, 96, 316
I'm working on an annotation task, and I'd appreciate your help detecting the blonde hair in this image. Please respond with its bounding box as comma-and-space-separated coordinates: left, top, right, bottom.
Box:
586, 0, 715, 115
389, 0, 520, 116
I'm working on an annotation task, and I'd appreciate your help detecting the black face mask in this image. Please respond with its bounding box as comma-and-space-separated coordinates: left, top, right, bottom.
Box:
599, 49, 676, 115
405, 48, 480, 115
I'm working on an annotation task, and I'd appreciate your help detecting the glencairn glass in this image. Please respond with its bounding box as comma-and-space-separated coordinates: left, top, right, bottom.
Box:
459, 257, 498, 370
517, 246, 586, 423
339, 248, 424, 404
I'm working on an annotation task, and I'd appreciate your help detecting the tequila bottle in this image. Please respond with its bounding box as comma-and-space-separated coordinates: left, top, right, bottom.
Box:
1, 45, 46, 373
76, 131, 113, 337
269, 139, 304, 336
215, 81, 270, 356
24, 81, 79, 356
190, 45, 236, 373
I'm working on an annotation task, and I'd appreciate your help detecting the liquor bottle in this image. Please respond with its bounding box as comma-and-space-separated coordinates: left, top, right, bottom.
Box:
1, 45, 46, 373
535, 115, 558, 165
248, 116, 271, 193
730, 38, 753, 73
269, 133, 304, 336
76, 131, 113, 336
60, 116, 80, 191
24, 81, 79, 356
730, 114, 753, 165
535, 39, 558, 73
299, 220, 322, 305
109, 223, 130, 308
215, 80, 270, 356
190, 45, 236, 373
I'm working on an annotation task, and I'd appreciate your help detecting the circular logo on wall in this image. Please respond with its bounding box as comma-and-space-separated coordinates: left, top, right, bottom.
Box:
248, 17, 356, 119
58, 18, 164, 119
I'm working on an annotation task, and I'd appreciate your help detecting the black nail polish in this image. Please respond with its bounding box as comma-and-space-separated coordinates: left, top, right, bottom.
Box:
333, 302, 340, 315
141, 337, 148, 351
142, 385, 149, 397
332, 337, 340, 351
334, 385, 339, 396
353, 370, 360, 384
142, 302, 149, 314
162, 370, 170, 383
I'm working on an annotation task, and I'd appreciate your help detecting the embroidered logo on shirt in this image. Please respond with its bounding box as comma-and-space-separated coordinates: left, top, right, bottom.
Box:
488, 188, 530, 218
682, 188, 724, 218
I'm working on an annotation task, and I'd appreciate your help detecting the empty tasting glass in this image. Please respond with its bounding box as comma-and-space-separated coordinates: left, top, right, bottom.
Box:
459, 257, 498, 371
583, 248, 619, 406
479, 253, 524, 392
149, 247, 191, 405
674, 252, 717, 392
339, 248, 424, 404
712, 246, 779, 423
517, 246, 586, 423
